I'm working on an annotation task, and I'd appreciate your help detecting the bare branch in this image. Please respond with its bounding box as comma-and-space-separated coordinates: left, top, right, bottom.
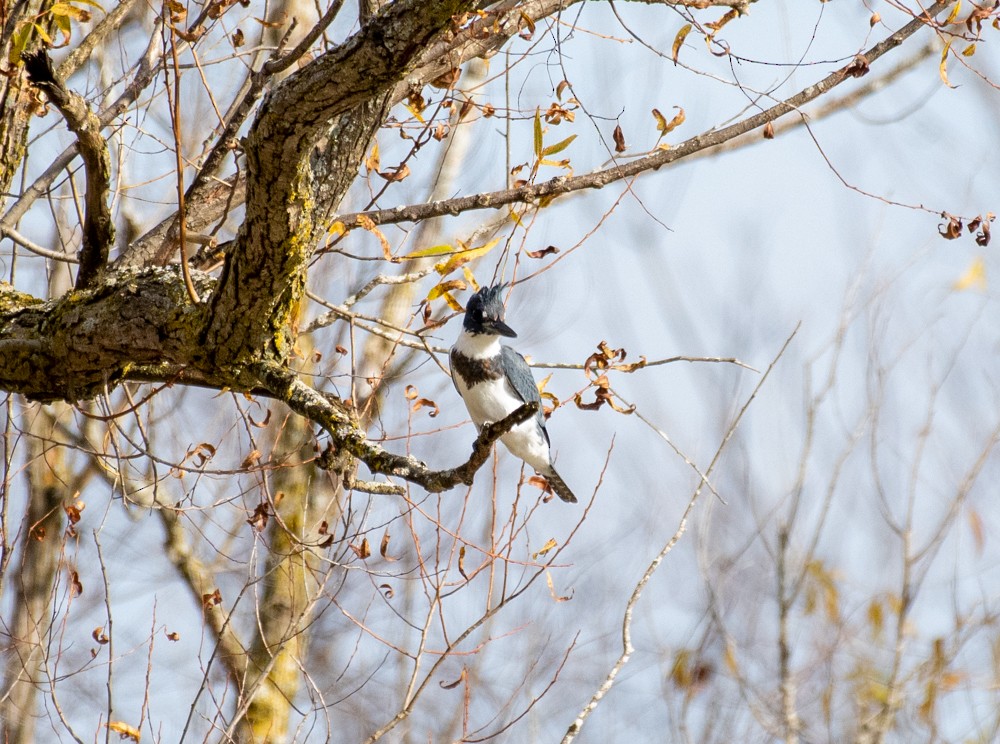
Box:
339, 1, 951, 230
23, 51, 114, 288
561, 324, 799, 743
0, 224, 78, 263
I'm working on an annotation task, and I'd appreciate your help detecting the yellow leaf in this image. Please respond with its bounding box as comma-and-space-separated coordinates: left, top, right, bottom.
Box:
400, 243, 454, 260
540, 134, 576, 157
953, 256, 986, 291
532, 537, 557, 559
365, 140, 380, 173
945, 0, 962, 24
328, 220, 345, 237
533, 108, 543, 158
32, 22, 53, 44
939, 41, 956, 88
545, 569, 571, 601
8, 22, 33, 66
519, 10, 535, 34
670, 649, 692, 688
434, 238, 500, 276
651, 108, 668, 133
672, 24, 692, 64
426, 280, 466, 301
536, 372, 553, 394
963, 43, 976, 57
53, 13, 71, 40
106, 721, 141, 742
48, 2, 88, 19
404, 102, 424, 123
441, 292, 463, 311
663, 107, 685, 134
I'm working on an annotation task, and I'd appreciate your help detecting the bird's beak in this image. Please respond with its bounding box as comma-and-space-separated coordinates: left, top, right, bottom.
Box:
488, 318, 517, 338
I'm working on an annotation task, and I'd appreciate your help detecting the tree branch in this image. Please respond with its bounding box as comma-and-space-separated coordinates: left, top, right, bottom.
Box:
23, 50, 114, 288
339, 1, 952, 229
252, 359, 538, 492
200, 0, 479, 365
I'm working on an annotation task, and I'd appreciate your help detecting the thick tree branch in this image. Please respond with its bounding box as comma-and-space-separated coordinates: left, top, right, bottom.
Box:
201, 0, 478, 365
0, 268, 217, 402
23, 51, 114, 289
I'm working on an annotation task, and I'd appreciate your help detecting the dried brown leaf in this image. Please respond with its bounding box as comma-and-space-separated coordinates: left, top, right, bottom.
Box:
844, 54, 870, 78
526, 245, 559, 259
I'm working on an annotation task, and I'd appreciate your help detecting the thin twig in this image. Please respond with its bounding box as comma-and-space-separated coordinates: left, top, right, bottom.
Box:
561, 323, 799, 743
166, 23, 200, 303
0, 224, 79, 263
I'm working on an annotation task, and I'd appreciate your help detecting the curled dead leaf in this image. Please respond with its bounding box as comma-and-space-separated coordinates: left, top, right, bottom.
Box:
440, 668, 467, 690
672, 23, 692, 64
411, 397, 440, 417
249, 408, 271, 428
247, 501, 271, 532
938, 212, 963, 240
584, 341, 627, 376
240, 449, 262, 469
350, 538, 371, 560
202, 588, 222, 609
380, 530, 396, 561
377, 163, 411, 182
69, 569, 83, 596
613, 123, 626, 153
429, 67, 460, 89
526, 245, 559, 259
844, 54, 870, 78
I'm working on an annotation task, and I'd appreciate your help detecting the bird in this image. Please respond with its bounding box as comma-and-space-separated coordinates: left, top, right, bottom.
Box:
450, 284, 577, 503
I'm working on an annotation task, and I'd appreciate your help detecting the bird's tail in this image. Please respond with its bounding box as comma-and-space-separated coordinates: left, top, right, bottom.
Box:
544, 466, 577, 503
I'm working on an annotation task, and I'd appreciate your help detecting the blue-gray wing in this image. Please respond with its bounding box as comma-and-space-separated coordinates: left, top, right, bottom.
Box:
500, 346, 549, 439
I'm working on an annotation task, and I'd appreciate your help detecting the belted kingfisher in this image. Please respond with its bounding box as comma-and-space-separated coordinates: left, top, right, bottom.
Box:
450, 285, 577, 503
